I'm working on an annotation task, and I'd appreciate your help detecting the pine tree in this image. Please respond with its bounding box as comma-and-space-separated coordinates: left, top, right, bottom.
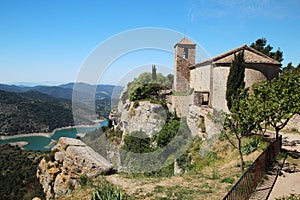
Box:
152, 65, 157, 81
250, 38, 283, 62
226, 50, 245, 110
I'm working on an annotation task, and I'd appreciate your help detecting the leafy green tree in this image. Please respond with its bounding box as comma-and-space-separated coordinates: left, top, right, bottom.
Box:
226, 50, 245, 110
282, 62, 300, 74
157, 73, 172, 88
167, 74, 174, 88
127, 72, 171, 101
253, 71, 300, 139
282, 62, 294, 73
250, 38, 283, 62
129, 82, 167, 101
223, 88, 262, 171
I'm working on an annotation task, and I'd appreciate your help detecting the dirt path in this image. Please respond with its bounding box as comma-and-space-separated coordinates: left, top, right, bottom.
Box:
268, 171, 300, 199
268, 133, 300, 199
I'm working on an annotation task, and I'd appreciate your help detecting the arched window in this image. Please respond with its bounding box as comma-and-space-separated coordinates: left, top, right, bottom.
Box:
183, 48, 188, 59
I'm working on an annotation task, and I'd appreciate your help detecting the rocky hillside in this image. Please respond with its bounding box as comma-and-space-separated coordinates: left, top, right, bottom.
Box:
37, 137, 113, 199
0, 90, 74, 135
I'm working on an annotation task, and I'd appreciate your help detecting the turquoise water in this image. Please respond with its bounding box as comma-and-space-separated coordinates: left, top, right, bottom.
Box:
0, 120, 108, 151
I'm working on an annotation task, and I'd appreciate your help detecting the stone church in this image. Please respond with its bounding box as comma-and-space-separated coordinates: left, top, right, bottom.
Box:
173, 37, 281, 113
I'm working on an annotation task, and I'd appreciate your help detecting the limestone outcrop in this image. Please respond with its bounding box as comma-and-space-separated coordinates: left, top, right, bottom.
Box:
110, 99, 168, 137
187, 105, 221, 139
37, 137, 113, 199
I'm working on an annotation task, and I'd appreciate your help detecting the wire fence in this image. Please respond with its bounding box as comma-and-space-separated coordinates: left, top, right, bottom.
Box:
223, 135, 282, 200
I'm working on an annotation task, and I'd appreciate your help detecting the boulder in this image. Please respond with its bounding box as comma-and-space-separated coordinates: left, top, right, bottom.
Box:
37, 137, 113, 199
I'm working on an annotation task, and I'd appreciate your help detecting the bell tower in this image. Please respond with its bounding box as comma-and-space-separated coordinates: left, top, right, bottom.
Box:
174, 37, 196, 93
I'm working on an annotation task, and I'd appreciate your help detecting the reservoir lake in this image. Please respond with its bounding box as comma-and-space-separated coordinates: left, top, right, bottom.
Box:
0, 120, 108, 151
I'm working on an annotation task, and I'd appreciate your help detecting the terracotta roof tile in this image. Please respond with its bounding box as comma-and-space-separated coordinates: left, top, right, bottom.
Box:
194, 45, 281, 68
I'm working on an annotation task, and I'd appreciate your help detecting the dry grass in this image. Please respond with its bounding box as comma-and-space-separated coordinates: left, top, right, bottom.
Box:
101, 138, 264, 200
57, 135, 267, 200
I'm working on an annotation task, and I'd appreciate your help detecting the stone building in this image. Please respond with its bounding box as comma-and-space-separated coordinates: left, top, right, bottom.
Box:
174, 37, 196, 93
173, 37, 281, 113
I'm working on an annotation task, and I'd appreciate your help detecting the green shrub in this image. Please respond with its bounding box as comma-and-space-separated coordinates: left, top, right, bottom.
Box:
177, 153, 192, 171
152, 118, 180, 148
122, 131, 152, 153
241, 137, 260, 155
210, 169, 219, 180
291, 127, 298, 132
220, 177, 235, 184
129, 82, 167, 101
133, 101, 139, 108
79, 173, 88, 187
197, 117, 206, 133
92, 179, 123, 200
105, 128, 123, 145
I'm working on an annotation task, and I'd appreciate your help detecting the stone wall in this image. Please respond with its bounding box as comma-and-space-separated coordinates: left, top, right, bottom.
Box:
210, 63, 278, 112
212, 66, 230, 112
194, 91, 210, 106
190, 65, 211, 92
174, 55, 192, 93
174, 43, 196, 65
245, 63, 279, 88
172, 95, 193, 117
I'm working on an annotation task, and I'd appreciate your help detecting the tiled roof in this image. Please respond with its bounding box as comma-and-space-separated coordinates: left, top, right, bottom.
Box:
175, 37, 196, 46
194, 45, 281, 68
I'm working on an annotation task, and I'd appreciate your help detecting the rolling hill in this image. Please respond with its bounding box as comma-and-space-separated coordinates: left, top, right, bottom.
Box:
0, 90, 74, 135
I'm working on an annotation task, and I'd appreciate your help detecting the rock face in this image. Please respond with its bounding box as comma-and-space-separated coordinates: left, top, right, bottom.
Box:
111, 99, 167, 137
285, 114, 300, 132
187, 105, 221, 139
37, 137, 113, 199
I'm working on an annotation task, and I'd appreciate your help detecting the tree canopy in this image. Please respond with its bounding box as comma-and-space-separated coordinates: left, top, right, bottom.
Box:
250, 38, 283, 62
281, 62, 300, 74
253, 70, 300, 138
127, 72, 172, 101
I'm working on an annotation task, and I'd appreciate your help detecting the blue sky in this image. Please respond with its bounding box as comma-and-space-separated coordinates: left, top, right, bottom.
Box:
0, 0, 299, 85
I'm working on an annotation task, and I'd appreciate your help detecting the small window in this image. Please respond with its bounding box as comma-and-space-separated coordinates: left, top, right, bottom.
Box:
183, 48, 188, 59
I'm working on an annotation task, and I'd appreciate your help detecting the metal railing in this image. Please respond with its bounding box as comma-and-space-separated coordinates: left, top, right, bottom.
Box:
223, 135, 282, 200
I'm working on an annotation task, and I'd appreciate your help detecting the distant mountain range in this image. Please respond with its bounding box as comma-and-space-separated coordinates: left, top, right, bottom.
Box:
0, 83, 123, 100
0, 83, 124, 136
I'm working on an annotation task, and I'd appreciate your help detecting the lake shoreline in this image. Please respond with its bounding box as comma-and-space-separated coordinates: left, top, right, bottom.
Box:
0, 119, 105, 140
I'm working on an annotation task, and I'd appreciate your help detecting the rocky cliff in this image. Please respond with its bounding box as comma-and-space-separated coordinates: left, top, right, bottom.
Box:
37, 137, 113, 199
110, 98, 168, 137
187, 105, 221, 139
